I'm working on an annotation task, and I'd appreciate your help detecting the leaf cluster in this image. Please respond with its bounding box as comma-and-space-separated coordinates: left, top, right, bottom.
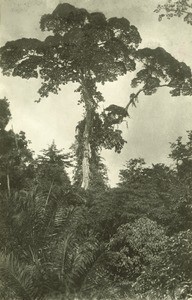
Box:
132, 47, 192, 97
155, 0, 192, 25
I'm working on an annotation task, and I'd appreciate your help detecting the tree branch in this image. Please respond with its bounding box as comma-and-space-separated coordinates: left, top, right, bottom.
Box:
125, 88, 144, 112
125, 84, 170, 113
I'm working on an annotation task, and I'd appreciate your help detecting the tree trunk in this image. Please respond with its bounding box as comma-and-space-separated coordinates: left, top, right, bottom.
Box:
81, 110, 92, 190
81, 82, 94, 190
7, 173, 11, 197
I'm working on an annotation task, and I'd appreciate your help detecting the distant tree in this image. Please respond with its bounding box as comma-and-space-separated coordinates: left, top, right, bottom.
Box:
34, 141, 71, 199
117, 159, 176, 227
170, 130, 192, 179
0, 97, 11, 130
155, 0, 192, 24
117, 153, 192, 234
167, 131, 192, 233
1, 4, 192, 190
0, 98, 33, 193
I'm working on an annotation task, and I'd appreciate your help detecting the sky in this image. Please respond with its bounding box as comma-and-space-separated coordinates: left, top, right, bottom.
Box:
0, 0, 192, 186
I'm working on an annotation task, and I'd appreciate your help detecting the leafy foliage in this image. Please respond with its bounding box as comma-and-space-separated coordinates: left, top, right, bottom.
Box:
0, 100, 33, 192
0, 97, 11, 130
155, 0, 192, 24
105, 218, 167, 284
134, 229, 192, 299
34, 142, 72, 200
132, 47, 192, 100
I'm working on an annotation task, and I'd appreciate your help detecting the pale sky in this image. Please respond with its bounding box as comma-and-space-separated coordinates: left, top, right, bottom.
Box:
0, 0, 192, 186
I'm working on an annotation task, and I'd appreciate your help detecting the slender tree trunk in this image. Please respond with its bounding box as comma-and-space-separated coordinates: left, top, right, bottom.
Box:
45, 180, 54, 206
81, 108, 92, 190
81, 81, 94, 190
7, 173, 11, 197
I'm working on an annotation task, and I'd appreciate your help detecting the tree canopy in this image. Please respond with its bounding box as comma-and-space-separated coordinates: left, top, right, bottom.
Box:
155, 0, 192, 24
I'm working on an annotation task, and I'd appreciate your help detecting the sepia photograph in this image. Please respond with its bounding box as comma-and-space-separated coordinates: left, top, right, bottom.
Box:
0, 0, 192, 299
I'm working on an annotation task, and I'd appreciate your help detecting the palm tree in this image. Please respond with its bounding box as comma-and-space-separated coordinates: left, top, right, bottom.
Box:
0, 187, 104, 300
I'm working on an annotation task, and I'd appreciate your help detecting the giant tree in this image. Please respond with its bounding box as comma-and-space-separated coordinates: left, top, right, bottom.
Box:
1, 3, 192, 190
0, 3, 141, 189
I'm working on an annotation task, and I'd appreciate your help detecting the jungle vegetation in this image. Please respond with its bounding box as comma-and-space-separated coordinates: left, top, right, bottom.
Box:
0, 3, 192, 300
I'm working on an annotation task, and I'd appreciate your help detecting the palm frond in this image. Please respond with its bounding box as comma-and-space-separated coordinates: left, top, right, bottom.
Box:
0, 252, 53, 300
69, 237, 100, 290
0, 253, 34, 300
